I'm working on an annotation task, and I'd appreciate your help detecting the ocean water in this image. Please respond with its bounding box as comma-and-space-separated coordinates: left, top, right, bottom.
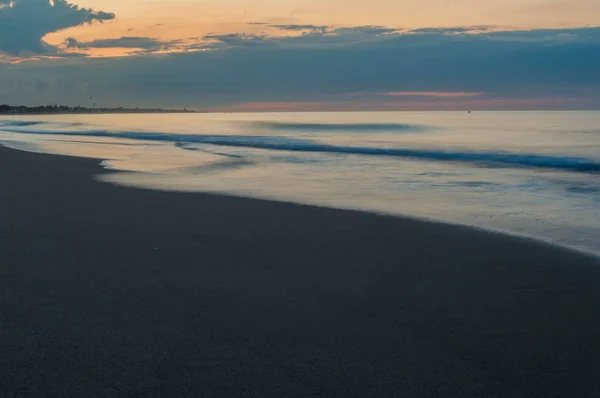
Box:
1, 111, 600, 255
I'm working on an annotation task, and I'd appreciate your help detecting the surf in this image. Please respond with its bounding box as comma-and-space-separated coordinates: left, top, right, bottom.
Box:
3, 122, 600, 173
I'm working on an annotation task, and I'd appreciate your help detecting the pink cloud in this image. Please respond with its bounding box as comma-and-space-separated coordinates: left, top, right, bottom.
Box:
381, 91, 484, 98
205, 97, 579, 112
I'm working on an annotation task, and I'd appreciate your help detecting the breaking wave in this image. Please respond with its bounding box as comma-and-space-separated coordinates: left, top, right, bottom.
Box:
249, 121, 426, 132
2, 124, 600, 173
0, 120, 44, 127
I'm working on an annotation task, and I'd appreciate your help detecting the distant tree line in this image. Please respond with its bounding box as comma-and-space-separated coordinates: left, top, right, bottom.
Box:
0, 104, 195, 115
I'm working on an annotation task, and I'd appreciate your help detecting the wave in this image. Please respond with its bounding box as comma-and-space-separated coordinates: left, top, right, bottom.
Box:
249, 121, 426, 132
567, 185, 600, 194
0, 120, 44, 127
3, 125, 600, 173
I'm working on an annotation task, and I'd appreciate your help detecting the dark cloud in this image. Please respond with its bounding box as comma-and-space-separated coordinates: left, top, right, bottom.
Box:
202, 24, 600, 53
271, 24, 328, 33
332, 26, 399, 36
63, 37, 79, 48
202, 25, 400, 50
409, 26, 492, 34
203, 33, 266, 47
0, 0, 114, 56
66, 36, 177, 50
481, 28, 597, 43
1, 26, 600, 109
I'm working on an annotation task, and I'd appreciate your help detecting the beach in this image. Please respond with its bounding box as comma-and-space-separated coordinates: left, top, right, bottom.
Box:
2, 145, 600, 397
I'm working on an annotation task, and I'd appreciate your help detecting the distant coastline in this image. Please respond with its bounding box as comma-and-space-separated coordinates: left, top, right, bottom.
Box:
0, 104, 196, 115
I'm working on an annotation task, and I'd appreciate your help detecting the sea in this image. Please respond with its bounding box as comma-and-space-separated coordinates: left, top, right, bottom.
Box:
1, 111, 600, 255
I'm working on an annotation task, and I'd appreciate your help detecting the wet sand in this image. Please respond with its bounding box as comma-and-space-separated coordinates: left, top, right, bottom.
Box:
1, 145, 600, 397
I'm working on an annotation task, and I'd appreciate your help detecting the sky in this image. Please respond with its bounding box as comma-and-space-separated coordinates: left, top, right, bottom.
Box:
1, 0, 599, 110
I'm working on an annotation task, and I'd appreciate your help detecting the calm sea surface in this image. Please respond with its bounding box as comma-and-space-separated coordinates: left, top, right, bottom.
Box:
2, 111, 600, 255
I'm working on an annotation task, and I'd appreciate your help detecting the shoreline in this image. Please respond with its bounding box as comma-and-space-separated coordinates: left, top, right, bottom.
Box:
0, 111, 197, 116
5, 139, 597, 259
2, 145, 600, 396
98, 168, 600, 261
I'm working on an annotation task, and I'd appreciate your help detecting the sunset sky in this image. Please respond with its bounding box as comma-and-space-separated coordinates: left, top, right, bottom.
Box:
1, 0, 599, 110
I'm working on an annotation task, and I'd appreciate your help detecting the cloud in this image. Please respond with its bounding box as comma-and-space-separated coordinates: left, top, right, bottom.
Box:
203, 33, 266, 47
271, 24, 329, 33
200, 24, 600, 51
65, 36, 178, 51
202, 25, 401, 50
381, 92, 484, 98
267, 24, 398, 37
409, 26, 492, 34
332, 26, 399, 36
63, 37, 79, 49
204, 97, 580, 112
0, 0, 114, 56
1, 25, 600, 110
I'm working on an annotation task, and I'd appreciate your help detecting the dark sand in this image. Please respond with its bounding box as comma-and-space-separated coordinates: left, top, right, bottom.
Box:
2, 146, 600, 397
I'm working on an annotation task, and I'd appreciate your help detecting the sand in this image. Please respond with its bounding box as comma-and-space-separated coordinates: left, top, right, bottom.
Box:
1, 145, 600, 397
